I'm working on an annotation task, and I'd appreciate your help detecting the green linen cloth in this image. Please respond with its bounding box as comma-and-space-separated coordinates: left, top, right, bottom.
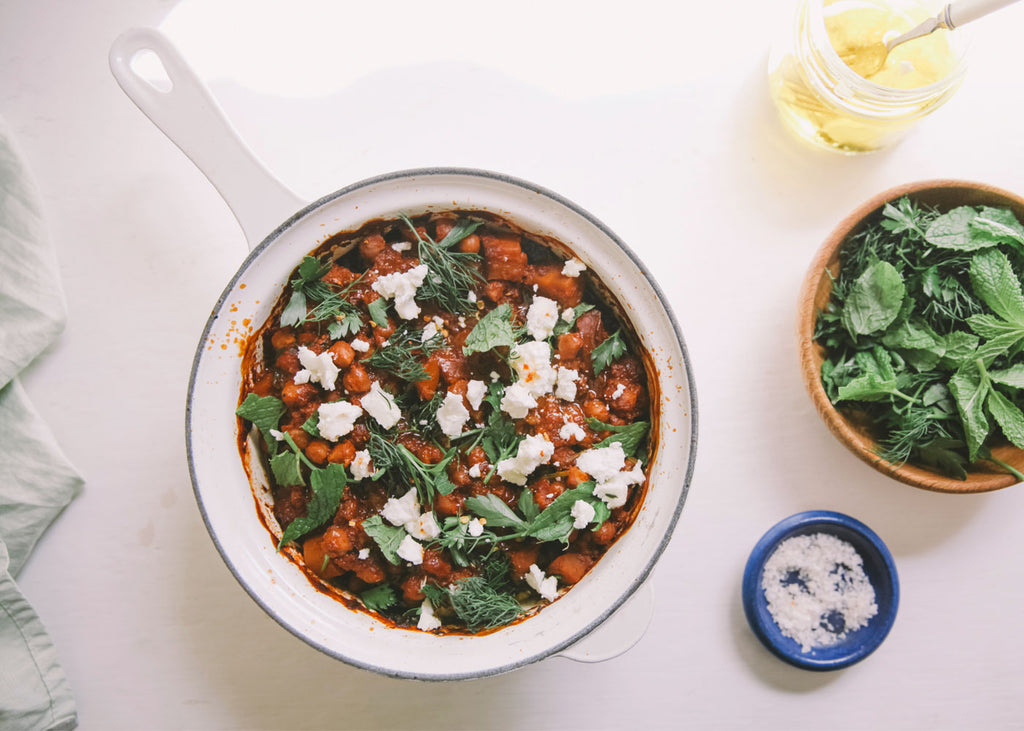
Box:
0, 116, 82, 731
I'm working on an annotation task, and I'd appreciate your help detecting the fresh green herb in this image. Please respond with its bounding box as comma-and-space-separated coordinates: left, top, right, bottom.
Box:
477, 381, 523, 481
463, 304, 516, 356
236, 394, 286, 456
551, 303, 596, 338
398, 215, 484, 314
367, 431, 457, 503
816, 197, 1024, 479
465, 494, 527, 529
513, 482, 599, 544
360, 584, 398, 613
364, 322, 444, 383
301, 411, 320, 437
434, 515, 500, 567
591, 330, 626, 375
368, 297, 389, 328
328, 312, 363, 340
447, 577, 521, 629
280, 255, 364, 335
585, 418, 650, 459
517, 489, 540, 522
361, 515, 406, 565
278, 463, 348, 548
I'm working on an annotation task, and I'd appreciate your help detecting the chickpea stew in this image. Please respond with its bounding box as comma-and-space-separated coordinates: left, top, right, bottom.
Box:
236, 212, 654, 633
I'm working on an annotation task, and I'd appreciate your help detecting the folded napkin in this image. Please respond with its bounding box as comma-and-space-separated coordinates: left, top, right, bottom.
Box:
0, 117, 82, 731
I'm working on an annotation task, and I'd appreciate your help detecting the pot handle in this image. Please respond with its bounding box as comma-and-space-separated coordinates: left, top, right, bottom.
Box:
108, 28, 305, 250
554, 580, 654, 664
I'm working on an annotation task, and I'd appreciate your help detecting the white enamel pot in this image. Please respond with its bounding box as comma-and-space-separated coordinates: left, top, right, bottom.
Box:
109, 28, 698, 680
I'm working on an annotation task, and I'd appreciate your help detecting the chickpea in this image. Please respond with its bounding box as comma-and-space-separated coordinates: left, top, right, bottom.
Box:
359, 234, 386, 262
286, 428, 311, 450
458, 233, 481, 253
343, 363, 372, 394
281, 381, 316, 407
582, 398, 610, 422
327, 440, 356, 466
270, 328, 296, 351
328, 340, 355, 369
305, 439, 330, 465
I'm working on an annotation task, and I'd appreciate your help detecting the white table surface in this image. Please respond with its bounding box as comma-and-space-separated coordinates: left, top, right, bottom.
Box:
4, 0, 1024, 729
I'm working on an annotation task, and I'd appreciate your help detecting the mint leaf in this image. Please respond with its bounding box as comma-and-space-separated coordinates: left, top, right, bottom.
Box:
916, 438, 969, 481
592, 330, 626, 375
925, 207, 984, 250
368, 297, 389, 327
519, 482, 596, 543
841, 261, 905, 336
989, 364, 1024, 390
270, 449, 304, 487
551, 303, 596, 337
585, 418, 650, 458
301, 411, 320, 437
970, 249, 1024, 325
361, 515, 406, 565
278, 463, 348, 547
949, 364, 991, 461
465, 494, 526, 529
986, 388, 1024, 449
971, 207, 1024, 248
590, 499, 611, 529
360, 584, 398, 613
236, 394, 286, 456
463, 304, 515, 356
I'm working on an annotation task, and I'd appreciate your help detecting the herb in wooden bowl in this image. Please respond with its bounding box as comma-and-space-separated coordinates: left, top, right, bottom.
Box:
798, 181, 1024, 493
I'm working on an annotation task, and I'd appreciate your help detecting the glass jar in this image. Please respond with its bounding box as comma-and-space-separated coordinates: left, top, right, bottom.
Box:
768, 0, 967, 154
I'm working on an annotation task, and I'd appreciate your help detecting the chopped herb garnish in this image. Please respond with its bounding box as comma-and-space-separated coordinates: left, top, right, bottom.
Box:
364, 322, 444, 383
551, 303, 596, 338
361, 515, 406, 565
591, 330, 626, 375
465, 494, 527, 529
463, 303, 516, 356
236, 394, 286, 456
399, 214, 484, 314
360, 584, 399, 613
278, 463, 348, 548
367, 431, 457, 503
586, 418, 650, 459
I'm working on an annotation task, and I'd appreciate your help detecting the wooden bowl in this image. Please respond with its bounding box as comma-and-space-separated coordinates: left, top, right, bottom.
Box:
797, 180, 1024, 493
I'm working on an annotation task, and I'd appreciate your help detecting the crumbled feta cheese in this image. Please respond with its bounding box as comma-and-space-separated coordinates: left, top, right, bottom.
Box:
350, 338, 370, 353
432, 316, 445, 328
458, 316, 467, 328
392, 241, 412, 252
497, 434, 554, 486
295, 346, 340, 390
268, 429, 285, 441
357, 548, 370, 560
397, 535, 424, 565
526, 563, 559, 602
612, 383, 626, 400
576, 442, 645, 509
510, 340, 557, 398
559, 421, 586, 442
489, 371, 500, 382
526, 296, 560, 341
361, 382, 402, 429
350, 450, 373, 481
317, 400, 363, 441
371, 264, 429, 320
468, 464, 482, 479
571, 500, 596, 530
467, 291, 477, 303
467, 518, 484, 537
532, 283, 539, 292
555, 367, 578, 401
561, 308, 575, 323
437, 391, 470, 438
406, 511, 441, 541
562, 258, 586, 277
500, 380, 537, 419
421, 322, 439, 342
417, 597, 442, 631
466, 379, 487, 411
381, 488, 420, 527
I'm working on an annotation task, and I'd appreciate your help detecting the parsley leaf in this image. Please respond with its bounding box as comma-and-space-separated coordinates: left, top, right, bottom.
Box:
368, 297, 389, 328
591, 330, 626, 375
515, 482, 597, 544
360, 584, 398, 613
551, 303, 595, 338
278, 463, 348, 548
463, 304, 516, 356
236, 394, 286, 456
361, 515, 406, 565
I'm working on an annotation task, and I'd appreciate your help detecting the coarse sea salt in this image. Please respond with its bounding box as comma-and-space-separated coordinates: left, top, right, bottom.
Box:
761, 532, 878, 653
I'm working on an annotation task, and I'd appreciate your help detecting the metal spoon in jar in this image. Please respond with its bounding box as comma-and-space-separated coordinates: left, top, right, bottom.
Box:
841, 0, 1022, 78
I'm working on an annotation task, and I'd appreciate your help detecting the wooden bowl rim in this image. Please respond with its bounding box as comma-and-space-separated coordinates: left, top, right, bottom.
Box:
797, 178, 1024, 494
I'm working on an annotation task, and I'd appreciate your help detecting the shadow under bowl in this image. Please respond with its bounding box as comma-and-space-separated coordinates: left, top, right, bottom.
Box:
742, 510, 899, 671
797, 179, 1024, 493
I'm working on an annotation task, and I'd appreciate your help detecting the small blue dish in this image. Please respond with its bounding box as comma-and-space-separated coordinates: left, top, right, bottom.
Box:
742, 510, 899, 671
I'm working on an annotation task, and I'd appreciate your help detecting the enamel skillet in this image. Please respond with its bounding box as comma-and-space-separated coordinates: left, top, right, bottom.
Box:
109, 27, 698, 679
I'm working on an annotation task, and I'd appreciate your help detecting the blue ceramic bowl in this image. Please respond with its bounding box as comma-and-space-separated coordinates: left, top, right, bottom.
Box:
742, 510, 899, 671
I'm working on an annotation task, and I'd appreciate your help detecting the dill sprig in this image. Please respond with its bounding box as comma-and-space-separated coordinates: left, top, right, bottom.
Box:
399, 214, 484, 314
364, 322, 445, 383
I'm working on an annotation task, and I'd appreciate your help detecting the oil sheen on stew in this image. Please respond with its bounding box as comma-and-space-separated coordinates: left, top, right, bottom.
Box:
236, 211, 653, 634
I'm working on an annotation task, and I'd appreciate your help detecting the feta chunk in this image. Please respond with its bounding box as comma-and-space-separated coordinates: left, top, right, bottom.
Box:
510, 340, 557, 398
561, 307, 575, 323
361, 382, 402, 429
350, 337, 370, 353
576, 442, 645, 509
467, 290, 477, 303
421, 321, 439, 342
570, 499, 596, 530
317, 400, 363, 441
561, 258, 586, 277
526, 296, 560, 341
350, 449, 373, 481
371, 264, 429, 320
526, 563, 559, 602
392, 241, 412, 252
555, 367, 578, 401
497, 434, 554, 486
417, 597, 442, 631
559, 421, 586, 442
612, 383, 626, 400
437, 391, 470, 438
500, 380, 537, 420
466, 379, 487, 411
294, 346, 340, 390
406, 511, 441, 541
468, 464, 482, 479
467, 518, 484, 537
592, 462, 645, 509
381, 488, 420, 527
357, 548, 370, 560
397, 535, 424, 565
268, 429, 285, 441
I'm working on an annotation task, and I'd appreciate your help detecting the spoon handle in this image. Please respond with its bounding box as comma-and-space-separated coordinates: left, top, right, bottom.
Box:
947, 0, 1021, 28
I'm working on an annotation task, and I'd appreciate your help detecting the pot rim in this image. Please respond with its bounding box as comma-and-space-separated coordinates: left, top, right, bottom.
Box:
185, 166, 699, 679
